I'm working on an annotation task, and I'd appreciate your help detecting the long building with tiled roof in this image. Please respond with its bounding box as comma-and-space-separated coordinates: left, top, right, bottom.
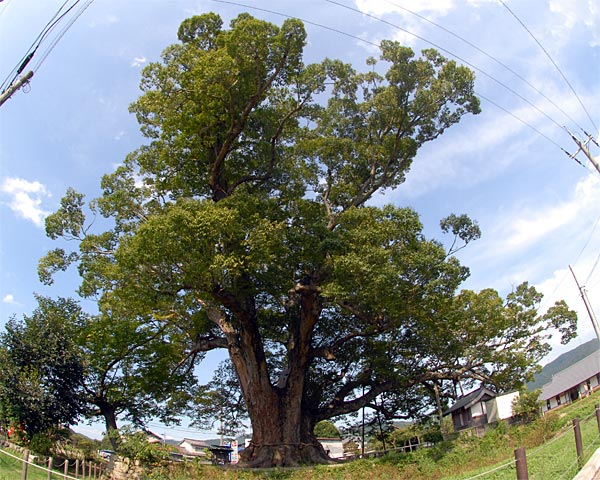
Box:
540, 348, 600, 412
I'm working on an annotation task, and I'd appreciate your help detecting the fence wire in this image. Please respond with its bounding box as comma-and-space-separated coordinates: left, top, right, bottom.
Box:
0, 446, 99, 480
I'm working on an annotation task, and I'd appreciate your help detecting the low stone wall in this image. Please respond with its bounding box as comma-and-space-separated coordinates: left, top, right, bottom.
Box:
107, 458, 144, 480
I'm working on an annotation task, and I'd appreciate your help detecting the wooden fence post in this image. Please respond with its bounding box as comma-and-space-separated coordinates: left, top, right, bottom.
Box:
515, 447, 529, 480
21, 449, 29, 480
595, 404, 600, 433
48, 456, 53, 480
64, 459, 69, 478
75, 459, 79, 478
574, 418, 584, 470
88, 461, 92, 478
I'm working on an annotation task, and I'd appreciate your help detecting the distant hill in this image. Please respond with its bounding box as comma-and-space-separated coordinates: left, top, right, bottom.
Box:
528, 338, 600, 390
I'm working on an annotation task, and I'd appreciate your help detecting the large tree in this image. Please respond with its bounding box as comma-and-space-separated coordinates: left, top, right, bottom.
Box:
38, 13, 573, 466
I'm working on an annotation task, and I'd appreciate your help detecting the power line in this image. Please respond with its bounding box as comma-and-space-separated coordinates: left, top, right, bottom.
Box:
146, 421, 226, 437
473, 91, 576, 156
585, 251, 600, 286
0, 0, 10, 18
211, 0, 380, 48
498, 0, 599, 135
1, 0, 73, 92
325, 0, 569, 136
211, 0, 573, 155
0, 0, 94, 105
380, 0, 586, 134
31, 0, 95, 73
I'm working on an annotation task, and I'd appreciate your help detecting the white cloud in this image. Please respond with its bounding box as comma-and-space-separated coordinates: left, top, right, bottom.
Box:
131, 56, 147, 68
477, 174, 600, 262
508, 174, 599, 249
89, 13, 119, 28
0, 177, 51, 227
355, 0, 456, 17
2, 294, 15, 304
549, 0, 600, 47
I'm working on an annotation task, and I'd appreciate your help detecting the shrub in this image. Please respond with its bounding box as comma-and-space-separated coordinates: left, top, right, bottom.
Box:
30, 433, 53, 456
512, 388, 542, 423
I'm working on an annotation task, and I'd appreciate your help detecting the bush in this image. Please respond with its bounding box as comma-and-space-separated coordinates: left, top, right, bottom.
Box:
115, 427, 172, 467
30, 433, 53, 456
512, 388, 542, 423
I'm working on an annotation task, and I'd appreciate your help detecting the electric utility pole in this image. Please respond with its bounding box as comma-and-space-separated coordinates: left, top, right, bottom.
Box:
564, 128, 600, 175
569, 265, 600, 341
0, 71, 33, 107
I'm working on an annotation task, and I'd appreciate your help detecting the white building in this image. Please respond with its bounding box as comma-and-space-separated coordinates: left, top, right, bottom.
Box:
179, 438, 209, 458
444, 387, 519, 434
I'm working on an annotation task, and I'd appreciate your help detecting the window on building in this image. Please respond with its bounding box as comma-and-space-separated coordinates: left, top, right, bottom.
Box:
556, 395, 561, 406
546, 400, 551, 410
471, 402, 484, 417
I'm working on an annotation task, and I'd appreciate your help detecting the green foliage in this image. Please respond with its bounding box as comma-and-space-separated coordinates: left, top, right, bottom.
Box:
313, 420, 341, 439
114, 427, 171, 467
29, 433, 53, 456
0, 296, 87, 437
69, 432, 103, 460
511, 388, 542, 423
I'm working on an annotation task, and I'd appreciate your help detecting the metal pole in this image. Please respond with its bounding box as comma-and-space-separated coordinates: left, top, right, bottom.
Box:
514, 447, 529, 480
566, 129, 600, 175
574, 418, 584, 470
570, 266, 600, 341
0, 71, 34, 107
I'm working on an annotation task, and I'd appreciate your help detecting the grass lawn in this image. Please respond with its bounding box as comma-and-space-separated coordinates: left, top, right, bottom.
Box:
4, 392, 600, 479
0, 447, 87, 480
153, 392, 600, 480
0, 448, 50, 480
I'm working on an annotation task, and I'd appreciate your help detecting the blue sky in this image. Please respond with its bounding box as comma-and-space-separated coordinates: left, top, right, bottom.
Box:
1, 0, 599, 439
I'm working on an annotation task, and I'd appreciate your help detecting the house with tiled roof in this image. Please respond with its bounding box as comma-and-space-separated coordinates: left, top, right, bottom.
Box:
540, 348, 600, 413
443, 387, 519, 435
179, 438, 210, 458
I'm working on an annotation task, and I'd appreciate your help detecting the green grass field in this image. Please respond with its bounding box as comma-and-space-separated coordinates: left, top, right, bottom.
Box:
3, 392, 600, 479
0, 448, 50, 480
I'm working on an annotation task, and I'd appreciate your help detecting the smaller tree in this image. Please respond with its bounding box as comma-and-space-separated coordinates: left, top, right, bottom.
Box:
511, 388, 542, 423
191, 361, 248, 438
314, 420, 341, 439
0, 296, 87, 438
112, 426, 172, 470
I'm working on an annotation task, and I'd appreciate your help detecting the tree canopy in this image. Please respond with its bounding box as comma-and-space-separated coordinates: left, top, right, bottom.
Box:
37, 13, 576, 467
0, 296, 87, 437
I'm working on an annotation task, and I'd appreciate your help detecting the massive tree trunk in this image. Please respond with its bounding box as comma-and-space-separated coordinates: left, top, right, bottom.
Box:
239, 389, 329, 467
216, 284, 329, 467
